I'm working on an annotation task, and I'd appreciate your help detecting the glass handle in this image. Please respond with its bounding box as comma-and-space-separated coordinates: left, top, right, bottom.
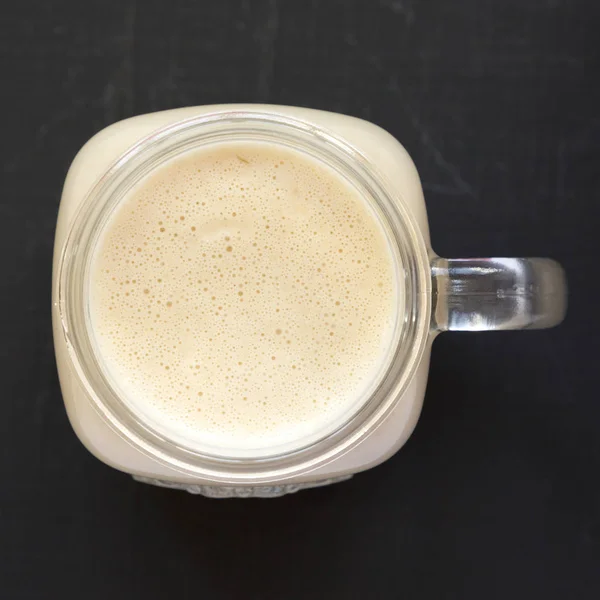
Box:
431, 257, 567, 331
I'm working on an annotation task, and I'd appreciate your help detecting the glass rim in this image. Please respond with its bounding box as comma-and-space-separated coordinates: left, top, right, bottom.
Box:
57, 110, 431, 484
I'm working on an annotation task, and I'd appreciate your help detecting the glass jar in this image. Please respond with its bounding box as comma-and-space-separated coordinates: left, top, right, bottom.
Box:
52, 106, 567, 497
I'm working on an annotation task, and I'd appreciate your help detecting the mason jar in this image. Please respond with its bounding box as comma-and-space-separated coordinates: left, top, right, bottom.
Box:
52, 105, 567, 498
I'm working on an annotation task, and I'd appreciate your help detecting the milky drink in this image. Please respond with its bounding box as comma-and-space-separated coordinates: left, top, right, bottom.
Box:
90, 142, 399, 455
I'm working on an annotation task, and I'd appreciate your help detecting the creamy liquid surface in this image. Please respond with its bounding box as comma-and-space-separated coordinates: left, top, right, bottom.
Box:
89, 143, 398, 453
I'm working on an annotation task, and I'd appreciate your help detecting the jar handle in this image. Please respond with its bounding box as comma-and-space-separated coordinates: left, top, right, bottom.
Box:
431, 257, 567, 331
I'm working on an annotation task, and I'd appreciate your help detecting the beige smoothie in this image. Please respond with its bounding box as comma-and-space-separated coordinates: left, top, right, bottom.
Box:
89, 142, 398, 455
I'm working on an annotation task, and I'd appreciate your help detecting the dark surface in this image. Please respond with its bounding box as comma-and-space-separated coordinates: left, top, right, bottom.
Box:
1, 1, 599, 598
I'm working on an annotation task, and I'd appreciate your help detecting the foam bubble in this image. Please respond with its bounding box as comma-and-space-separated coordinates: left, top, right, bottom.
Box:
89, 142, 398, 452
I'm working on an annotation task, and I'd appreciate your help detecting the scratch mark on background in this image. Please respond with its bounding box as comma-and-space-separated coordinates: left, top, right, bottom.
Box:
406, 109, 475, 198
255, 0, 280, 100
103, 0, 137, 124
307, 0, 319, 48
122, 0, 137, 115
166, 30, 179, 106
555, 137, 566, 205
387, 77, 475, 198
380, 0, 415, 25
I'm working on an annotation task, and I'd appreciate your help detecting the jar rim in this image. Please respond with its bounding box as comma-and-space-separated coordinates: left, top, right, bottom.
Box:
58, 110, 431, 483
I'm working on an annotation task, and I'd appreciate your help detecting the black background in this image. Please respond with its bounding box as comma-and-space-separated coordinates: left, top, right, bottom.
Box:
1, 1, 599, 598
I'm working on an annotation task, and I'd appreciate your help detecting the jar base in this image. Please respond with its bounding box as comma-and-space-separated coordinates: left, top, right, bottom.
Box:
132, 474, 353, 498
